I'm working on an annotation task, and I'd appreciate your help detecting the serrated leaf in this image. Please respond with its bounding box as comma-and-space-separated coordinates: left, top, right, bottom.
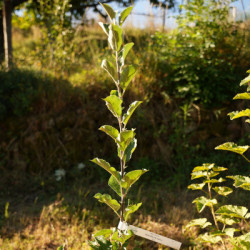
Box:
188, 183, 206, 190
228, 109, 250, 120
91, 158, 119, 181
197, 233, 222, 244
99, 125, 119, 141
192, 163, 215, 172
123, 101, 142, 126
122, 43, 134, 64
185, 218, 212, 230
98, 22, 110, 36
233, 92, 250, 100
94, 229, 113, 238
216, 215, 240, 225
192, 196, 217, 213
116, 129, 135, 152
108, 175, 121, 197
108, 24, 123, 51
227, 175, 250, 190
215, 142, 249, 155
100, 3, 116, 20
103, 94, 122, 118
119, 6, 133, 25
111, 229, 133, 244
204, 178, 225, 183
120, 65, 138, 92
101, 59, 116, 82
240, 74, 250, 86
124, 203, 142, 221
191, 171, 219, 180
122, 169, 148, 191
213, 186, 233, 196
94, 193, 120, 214
216, 205, 248, 219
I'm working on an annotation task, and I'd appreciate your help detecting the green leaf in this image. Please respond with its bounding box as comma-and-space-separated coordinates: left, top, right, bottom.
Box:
101, 59, 116, 82
185, 218, 212, 230
122, 43, 134, 64
100, 3, 116, 20
215, 142, 249, 155
119, 6, 133, 25
191, 171, 219, 180
233, 92, 250, 100
120, 65, 138, 91
94, 229, 113, 238
188, 183, 206, 190
213, 186, 233, 196
94, 193, 120, 215
216, 205, 248, 219
108, 175, 121, 197
204, 178, 225, 183
124, 203, 142, 221
234, 232, 250, 249
240, 74, 250, 86
216, 215, 240, 225
227, 175, 250, 191
98, 22, 110, 36
111, 230, 133, 244
192, 163, 215, 172
122, 169, 148, 191
116, 129, 135, 151
192, 196, 217, 213
123, 101, 142, 126
228, 109, 250, 120
197, 233, 222, 244
224, 228, 238, 238
91, 158, 120, 181
99, 125, 119, 141
103, 94, 122, 118
213, 166, 228, 172
108, 24, 123, 51
123, 138, 137, 162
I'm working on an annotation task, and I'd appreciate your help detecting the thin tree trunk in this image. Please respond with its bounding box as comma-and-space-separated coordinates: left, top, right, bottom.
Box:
3, 0, 12, 69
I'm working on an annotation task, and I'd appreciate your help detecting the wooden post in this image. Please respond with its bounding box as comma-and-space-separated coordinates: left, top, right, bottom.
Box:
3, 0, 13, 69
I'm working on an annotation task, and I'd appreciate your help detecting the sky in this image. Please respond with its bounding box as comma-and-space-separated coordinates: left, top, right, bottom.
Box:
86, 0, 250, 29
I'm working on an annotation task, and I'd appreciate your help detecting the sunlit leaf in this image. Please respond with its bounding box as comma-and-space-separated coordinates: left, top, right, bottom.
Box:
216, 205, 248, 219
216, 215, 240, 225
108, 175, 121, 197
122, 169, 148, 191
234, 232, 250, 250
225, 228, 238, 238
191, 171, 219, 180
240, 74, 250, 86
122, 43, 134, 64
215, 142, 249, 155
99, 125, 119, 141
100, 3, 116, 20
204, 178, 225, 183
116, 129, 135, 151
213, 186, 233, 196
91, 158, 119, 181
103, 94, 122, 118
227, 175, 250, 191
123, 138, 137, 162
197, 233, 222, 244
94, 229, 113, 238
124, 203, 142, 221
108, 24, 123, 51
192, 196, 217, 213
94, 193, 120, 214
188, 183, 206, 190
185, 218, 212, 230
233, 92, 250, 100
101, 59, 116, 82
192, 163, 215, 172
119, 6, 133, 26
228, 109, 250, 120
111, 229, 133, 244
123, 101, 142, 126
98, 22, 110, 36
120, 65, 138, 92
